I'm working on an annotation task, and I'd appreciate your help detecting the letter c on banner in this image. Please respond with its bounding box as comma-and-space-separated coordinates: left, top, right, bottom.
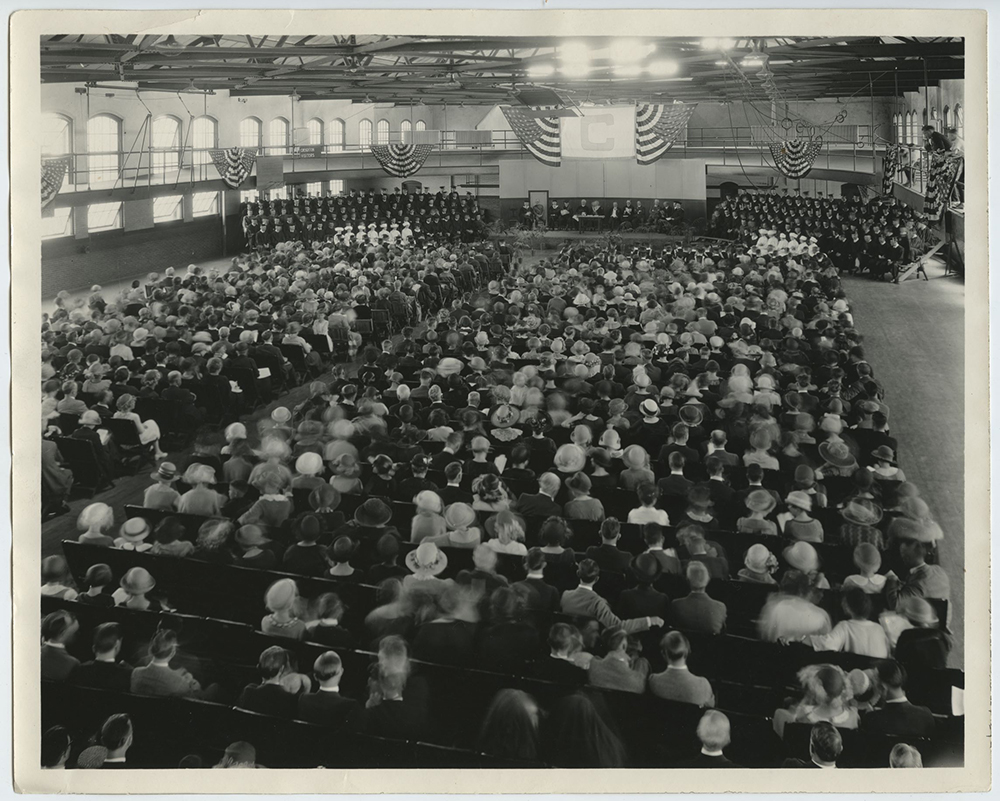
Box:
581, 113, 615, 152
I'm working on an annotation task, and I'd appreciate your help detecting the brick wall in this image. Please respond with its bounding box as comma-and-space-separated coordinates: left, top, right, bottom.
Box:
41, 217, 224, 297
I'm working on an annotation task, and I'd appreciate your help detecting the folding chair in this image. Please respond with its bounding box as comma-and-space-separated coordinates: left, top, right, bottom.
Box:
54, 436, 110, 496
103, 417, 156, 475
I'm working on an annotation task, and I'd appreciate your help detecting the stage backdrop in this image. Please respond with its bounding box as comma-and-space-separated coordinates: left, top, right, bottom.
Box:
560, 107, 637, 160
499, 157, 708, 224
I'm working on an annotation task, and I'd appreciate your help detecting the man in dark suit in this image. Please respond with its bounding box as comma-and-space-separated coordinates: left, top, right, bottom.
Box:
513, 548, 560, 613
618, 553, 671, 620
671, 562, 727, 635
657, 452, 694, 499
70, 409, 116, 485
781, 721, 842, 768
861, 660, 935, 738
72, 622, 133, 693
436, 462, 474, 506
297, 651, 361, 729
236, 646, 298, 719
40, 609, 80, 682
532, 623, 588, 686
697, 457, 737, 526
691, 710, 741, 767
513, 472, 563, 519
584, 518, 632, 573
362, 668, 430, 741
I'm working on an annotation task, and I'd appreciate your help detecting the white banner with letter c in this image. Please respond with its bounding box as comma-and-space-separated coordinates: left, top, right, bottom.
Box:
561, 106, 636, 160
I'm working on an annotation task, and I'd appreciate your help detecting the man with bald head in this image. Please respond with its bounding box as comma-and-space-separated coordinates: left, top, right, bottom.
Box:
512, 472, 563, 518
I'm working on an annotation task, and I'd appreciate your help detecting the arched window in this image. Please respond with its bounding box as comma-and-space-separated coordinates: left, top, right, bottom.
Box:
954, 103, 963, 138
359, 119, 373, 148
415, 120, 427, 132
191, 116, 218, 176
240, 116, 262, 149
892, 113, 901, 143
42, 113, 74, 193
87, 114, 122, 187
306, 118, 323, 146
906, 111, 916, 146
327, 119, 345, 152
42, 113, 73, 157
400, 119, 412, 143
376, 119, 390, 145
268, 117, 290, 155
943, 106, 952, 130
151, 115, 181, 182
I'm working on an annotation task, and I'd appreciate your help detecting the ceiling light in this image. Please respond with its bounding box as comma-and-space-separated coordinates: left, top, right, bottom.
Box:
527, 64, 554, 78
559, 42, 590, 63
647, 60, 679, 77
702, 37, 736, 51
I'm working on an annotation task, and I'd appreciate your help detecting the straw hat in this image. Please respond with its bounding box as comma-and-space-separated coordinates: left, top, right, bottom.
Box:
678, 405, 704, 427
264, 578, 298, 612
896, 596, 939, 628
744, 543, 776, 574
405, 541, 449, 576
295, 452, 323, 476
785, 490, 813, 512
819, 440, 857, 468
444, 502, 477, 530
271, 407, 292, 425
150, 462, 179, 483
840, 498, 883, 526
553, 444, 588, 474
490, 404, 518, 429
621, 445, 648, 469
119, 517, 150, 543
414, 490, 444, 515
783, 541, 819, 573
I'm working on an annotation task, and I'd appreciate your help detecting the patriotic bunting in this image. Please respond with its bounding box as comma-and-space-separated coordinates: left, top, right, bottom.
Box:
500, 106, 561, 167
369, 144, 435, 178
768, 139, 823, 179
41, 157, 70, 209
635, 103, 697, 165
209, 147, 258, 188
923, 152, 963, 222
881, 144, 905, 195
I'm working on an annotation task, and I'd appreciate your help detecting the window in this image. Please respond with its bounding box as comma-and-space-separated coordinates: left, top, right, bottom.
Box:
87, 201, 122, 232
42, 114, 73, 157
327, 119, 345, 152
306, 119, 323, 146
240, 117, 262, 149
893, 113, 903, 144
415, 120, 426, 132
192, 116, 218, 177
269, 186, 288, 201
151, 116, 181, 182
153, 195, 183, 223
376, 119, 390, 145
305, 182, 323, 196
954, 103, 963, 138
400, 119, 412, 143
240, 190, 257, 204
268, 117, 289, 155
359, 119, 373, 148
329, 179, 344, 196
42, 207, 73, 239
906, 112, 916, 145
943, 106, 952, 129
87, 114, 121, 187
192, 191, 220, 218
42, 113, 74, 192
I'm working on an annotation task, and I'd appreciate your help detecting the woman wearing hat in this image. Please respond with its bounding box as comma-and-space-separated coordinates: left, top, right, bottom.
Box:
113, 517, 153, 553
261, 578, 306, 640
178, 464, 225, 517
329, 453, 363, 495
843, 543, 886, 594
736, 544, 778, 585
472, 474, 511, 514
868, 445, 906, 482
291, 452, 326, 492
778, 491, 825, 543
235, 524, 276, 568
894, 597, 951, 670
782, 541, 831, 591
402, 541, 452, 593
143, 462, 182, 510
817, 439, 859, 478
113, 393, 167, 460
410, 490, 447, 543
837, 498, 885, 550
113, 567, 167, 612
481, 509, 526, 556
150, 516, 195, 558
678, 486, 718, 529
563, 472, 605, 522
76, 502, 116, 547
736, 489, 778, 536
618, 445, 654, 492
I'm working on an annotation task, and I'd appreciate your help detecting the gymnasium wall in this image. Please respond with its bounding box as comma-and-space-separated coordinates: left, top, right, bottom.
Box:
40, 216, 224, 297
498, 158, 708, 225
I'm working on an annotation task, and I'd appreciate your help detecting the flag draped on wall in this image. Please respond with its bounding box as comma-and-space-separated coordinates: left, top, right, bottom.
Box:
500, 107, 561, 167
881, 144, 905, 195
634, 103, 696, 165
923, 152, 962, 222
768, 139, 823, 179
369, 144, 435, 178
41, 158, 70, 209
209, 147, 258, 188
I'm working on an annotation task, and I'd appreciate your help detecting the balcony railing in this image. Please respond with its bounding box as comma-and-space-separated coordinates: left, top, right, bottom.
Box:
48, 126, 898, 194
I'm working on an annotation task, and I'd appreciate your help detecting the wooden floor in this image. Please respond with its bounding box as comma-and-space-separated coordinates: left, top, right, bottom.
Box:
843, 263, 966, 666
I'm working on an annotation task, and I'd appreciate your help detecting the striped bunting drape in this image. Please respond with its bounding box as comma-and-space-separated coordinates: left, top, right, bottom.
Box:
768, 139, 823, 179
500, 106, 561, 167
881, 144, 905, 196
635, 103, 696, 165
923, 152, 963, 222
41, 157, 70, 209
209, 147, 258, 188
369, 144, 435, 178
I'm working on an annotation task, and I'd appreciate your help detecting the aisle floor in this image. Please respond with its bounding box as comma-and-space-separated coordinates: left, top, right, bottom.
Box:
842, 266, 965, 666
